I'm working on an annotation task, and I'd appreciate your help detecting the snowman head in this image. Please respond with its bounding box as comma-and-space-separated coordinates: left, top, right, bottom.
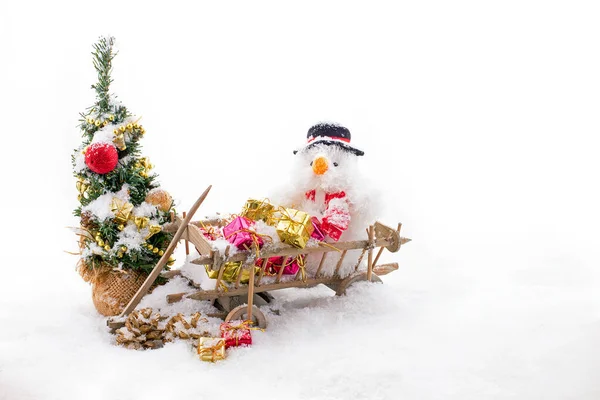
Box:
292, 123, 364, 192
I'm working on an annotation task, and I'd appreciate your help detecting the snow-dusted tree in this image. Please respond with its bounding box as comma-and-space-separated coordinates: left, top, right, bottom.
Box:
73, 36, 175, 280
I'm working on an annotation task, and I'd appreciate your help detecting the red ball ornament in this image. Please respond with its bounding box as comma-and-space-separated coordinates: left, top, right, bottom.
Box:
85, 142, 119, 174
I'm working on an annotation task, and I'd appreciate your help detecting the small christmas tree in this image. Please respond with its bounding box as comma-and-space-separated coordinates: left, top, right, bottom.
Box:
73, 36, 175, 288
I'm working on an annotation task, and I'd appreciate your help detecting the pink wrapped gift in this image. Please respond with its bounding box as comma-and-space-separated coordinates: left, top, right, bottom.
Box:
256, 255, 304, 276
310, 216, 325, 241
222, 216, 264, 251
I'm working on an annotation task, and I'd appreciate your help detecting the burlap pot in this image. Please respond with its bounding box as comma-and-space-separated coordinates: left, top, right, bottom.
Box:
78, 261, 148, 316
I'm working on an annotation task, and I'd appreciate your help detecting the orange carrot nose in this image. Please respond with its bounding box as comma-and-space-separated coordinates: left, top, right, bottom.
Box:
312, 156, 329, 175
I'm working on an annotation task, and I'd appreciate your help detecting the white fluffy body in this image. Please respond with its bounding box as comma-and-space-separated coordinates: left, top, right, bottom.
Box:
272, 142, 380, 277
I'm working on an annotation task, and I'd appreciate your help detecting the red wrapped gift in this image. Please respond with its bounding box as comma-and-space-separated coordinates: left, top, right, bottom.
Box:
310, 216, 325, 241
222, 216, 264, 252
220, 320, 253, 348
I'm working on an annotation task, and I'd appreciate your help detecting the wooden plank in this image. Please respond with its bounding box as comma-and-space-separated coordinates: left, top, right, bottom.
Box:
188, 238, 392, 266
373, 263, 399, 276
167, 292, 186, 303
187, 224, 213, 256
183, 276, 342, 301
117, 185, 212, 317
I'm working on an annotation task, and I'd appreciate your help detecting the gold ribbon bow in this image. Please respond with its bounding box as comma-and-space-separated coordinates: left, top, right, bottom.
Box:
198, 338, 226, 362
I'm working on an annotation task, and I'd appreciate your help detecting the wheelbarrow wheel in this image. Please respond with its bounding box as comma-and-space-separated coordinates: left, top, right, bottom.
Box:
225, 305, 267, 329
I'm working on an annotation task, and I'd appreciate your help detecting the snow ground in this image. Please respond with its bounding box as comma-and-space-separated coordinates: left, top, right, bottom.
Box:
2, 1, 600, 399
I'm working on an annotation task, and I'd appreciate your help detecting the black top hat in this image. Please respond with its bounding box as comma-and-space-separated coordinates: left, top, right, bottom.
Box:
293, 123, 365, 156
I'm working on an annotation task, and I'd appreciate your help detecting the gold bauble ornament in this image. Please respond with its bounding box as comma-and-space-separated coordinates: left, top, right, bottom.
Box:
152, 247, 159, 254
158, 250, 164, 256
108, 115, 114, 121
97, 239, 105, 247
94, 120, 101, 127
119, 125, 126, 133
121, 246, 127, 252
126, 123, 133, 130
145, 189, 172, 212
117, 252, 123, 258
104, 245, 111, 251
147, 244, 154, 251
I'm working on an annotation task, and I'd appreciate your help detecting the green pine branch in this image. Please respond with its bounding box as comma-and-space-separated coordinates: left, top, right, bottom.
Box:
91, 36, 116, 113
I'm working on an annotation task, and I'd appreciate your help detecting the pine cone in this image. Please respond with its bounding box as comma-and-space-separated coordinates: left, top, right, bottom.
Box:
80, 211, 98, 230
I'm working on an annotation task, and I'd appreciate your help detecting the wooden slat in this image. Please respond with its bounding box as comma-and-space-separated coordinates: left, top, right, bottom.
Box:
315, 252, 327, 278
183, 276, 341, 301
333, 250, 347, 277
247, 262, 256, 321
234, 261, 244, 289
372, 246, 385, 268
188, 238, 392, 266
255, 259, 265, 287
353, 249, 367, 272
276, 256, 288, 283
117, 185, 212, 317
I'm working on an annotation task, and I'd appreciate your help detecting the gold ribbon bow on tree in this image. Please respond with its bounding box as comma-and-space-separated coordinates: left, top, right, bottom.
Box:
110, 197, 134, 225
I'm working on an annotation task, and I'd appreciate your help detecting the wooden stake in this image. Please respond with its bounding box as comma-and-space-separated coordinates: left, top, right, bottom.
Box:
315, 252, 328, 278
276, 257, 288, 283
367, 225, 374, 282
354, 249, 367, 272
118, 185, 212, 317
183, 212, 189, 255
215, 246, 229, 293
372, 246, 385, 268
247, 261, 255, 322
334, 250, 347, 277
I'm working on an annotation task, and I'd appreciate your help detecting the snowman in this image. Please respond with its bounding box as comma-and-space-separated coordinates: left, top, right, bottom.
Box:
272, 122, 379, 278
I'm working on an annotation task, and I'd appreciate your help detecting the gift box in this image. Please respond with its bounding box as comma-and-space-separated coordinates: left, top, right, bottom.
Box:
240, 199, 274, 222
197, 337, 226, 362
276, 208, 314, 249
223, 216, 264, 252
256, 255, 305, 276
220, 320, 252, 348
310, 216, 325, 241
199, 224, 221, 241
205, 262, 259, 284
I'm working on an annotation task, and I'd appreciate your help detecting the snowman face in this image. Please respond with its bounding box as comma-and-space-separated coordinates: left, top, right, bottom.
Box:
293, 144, 359, 192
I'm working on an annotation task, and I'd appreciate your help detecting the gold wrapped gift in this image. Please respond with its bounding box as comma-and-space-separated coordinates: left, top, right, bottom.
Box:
240, 199, 274, 222
205, 262, 259, 284
276, 208, 314, 249
197, 337, 226, 362
110, 197, 134, 224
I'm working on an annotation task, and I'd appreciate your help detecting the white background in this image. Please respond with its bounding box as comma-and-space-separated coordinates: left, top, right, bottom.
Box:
1, 1, 599, 399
